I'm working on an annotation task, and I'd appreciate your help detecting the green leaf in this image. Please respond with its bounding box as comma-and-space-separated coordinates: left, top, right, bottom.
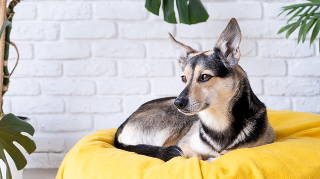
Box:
287, 7, 305, 23
144, 0, 209, 25
286, 7, 298, 17
310, 13, 320, 18
189, 0, 209, 24
278, 10, 286, 17
304, 18, 317, 42
176, 0, 190, 24
278, 23, 297, 34
163, 0, 177, 24
310, 19, 320, 44
0, 113, 36, 178
308, 0, 320, 3
282, 3, 320, 11
145, 0, 161, 15
286, 23, 299, 39
298, 21, 306, 43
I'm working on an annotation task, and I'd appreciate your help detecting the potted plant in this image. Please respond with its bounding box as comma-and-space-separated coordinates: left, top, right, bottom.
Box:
0, 0, 36, 179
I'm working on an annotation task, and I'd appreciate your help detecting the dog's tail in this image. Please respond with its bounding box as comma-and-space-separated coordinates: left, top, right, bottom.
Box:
114, 125, 183, 162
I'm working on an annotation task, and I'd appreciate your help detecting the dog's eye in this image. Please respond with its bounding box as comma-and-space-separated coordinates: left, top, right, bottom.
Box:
181, 76, 187, 83
199, 74, 212, 82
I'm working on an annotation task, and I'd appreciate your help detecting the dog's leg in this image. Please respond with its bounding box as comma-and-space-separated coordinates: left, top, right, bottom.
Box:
180, 144, 202, 160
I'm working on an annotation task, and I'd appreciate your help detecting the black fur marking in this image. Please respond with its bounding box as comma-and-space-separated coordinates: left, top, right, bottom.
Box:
114, 140, 183, 162
185, 50, 230, 79
179, 83, 191, 99
178, 63, 195, 99
212, 48, 230, 78
199, 126, 215, 149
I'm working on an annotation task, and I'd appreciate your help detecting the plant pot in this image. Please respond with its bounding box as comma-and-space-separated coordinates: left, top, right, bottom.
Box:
0, 116, 30, 179
17, 116, 30, 121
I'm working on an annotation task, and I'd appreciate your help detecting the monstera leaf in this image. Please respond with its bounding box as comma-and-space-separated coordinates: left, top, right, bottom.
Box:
0, 113, 36, 179
145, 0, 209, 24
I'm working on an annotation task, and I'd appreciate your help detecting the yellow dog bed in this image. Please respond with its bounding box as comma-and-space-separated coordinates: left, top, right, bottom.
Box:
56, 110, 320, 179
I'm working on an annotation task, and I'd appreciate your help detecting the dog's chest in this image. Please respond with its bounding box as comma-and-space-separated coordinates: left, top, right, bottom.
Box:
183, 118, 254, 158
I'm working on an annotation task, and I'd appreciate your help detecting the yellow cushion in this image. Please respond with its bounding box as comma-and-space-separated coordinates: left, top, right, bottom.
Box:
56, 110, 320, 179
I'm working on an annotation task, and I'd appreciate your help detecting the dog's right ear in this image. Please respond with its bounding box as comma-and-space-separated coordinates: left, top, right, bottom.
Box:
215, 18, 242, 70
169, 33, 195, 69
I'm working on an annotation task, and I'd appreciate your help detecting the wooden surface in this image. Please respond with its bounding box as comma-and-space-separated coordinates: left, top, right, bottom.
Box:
0, 0, 7, 113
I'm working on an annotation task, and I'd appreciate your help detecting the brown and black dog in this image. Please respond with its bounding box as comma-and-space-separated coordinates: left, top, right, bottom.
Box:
114, 18, 275, 162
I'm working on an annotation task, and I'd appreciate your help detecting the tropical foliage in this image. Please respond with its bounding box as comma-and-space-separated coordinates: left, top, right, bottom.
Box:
278, 0, 320, 51
145, 0, 209, 24
0, 114, 36, 179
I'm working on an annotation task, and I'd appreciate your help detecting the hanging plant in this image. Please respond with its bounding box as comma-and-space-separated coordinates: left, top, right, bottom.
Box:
145, 0, 209, 24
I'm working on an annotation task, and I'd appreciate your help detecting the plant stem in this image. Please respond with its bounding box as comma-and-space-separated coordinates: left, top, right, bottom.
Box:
0, 0, 7, 115
2, 0, 20, 110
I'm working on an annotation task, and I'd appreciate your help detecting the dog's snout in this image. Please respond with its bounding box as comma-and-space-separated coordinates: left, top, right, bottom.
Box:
174, 98, 188, 109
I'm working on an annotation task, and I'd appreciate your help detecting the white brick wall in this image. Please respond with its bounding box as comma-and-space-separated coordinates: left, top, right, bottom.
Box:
6, 0, 320, 169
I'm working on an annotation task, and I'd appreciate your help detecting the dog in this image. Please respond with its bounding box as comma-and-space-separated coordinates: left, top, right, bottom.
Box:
114, 18, 275, 162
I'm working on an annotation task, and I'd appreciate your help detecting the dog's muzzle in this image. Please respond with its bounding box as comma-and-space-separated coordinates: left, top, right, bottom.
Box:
174, 98, 188, 109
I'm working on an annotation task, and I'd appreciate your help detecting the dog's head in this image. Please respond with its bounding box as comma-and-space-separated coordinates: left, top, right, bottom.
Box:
170, 18, 242, 115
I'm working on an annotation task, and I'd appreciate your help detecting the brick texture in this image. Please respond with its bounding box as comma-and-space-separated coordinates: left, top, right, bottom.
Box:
41, 79, 96, 96
11, 23, 59, 41
207, 3, 262, 20
63, 22, 116, 39
39, 115, 93, 132
36, 42, 90, 60
94, 2, 148, 20
68, 97, 122, 113
39, 3, 92, 20
65, 60, 117, 77
94, 41, 145, 58
97, 80, 150, 95
119, 61, 174, 77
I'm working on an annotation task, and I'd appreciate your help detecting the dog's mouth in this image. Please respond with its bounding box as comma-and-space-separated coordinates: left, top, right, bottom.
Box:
178, 103, 210, 115
178, 109, 198, 115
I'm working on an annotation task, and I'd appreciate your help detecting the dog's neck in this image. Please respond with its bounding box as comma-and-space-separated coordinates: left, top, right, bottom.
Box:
198, 74, 258, 132
198, 105, 230, 132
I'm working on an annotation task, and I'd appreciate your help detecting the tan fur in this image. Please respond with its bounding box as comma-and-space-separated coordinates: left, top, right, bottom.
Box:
177, 57, 275, 159
180, 144, 202, 160
163, 132, 187, 147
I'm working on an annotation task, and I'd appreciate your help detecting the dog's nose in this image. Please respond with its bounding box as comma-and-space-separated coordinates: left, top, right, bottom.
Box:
174, 98, 188, 109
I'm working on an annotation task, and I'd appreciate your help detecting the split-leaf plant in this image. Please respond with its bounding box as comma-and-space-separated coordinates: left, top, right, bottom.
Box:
278, 0, 320, 51
0, 0, 36, 179
145, 0, 209, 24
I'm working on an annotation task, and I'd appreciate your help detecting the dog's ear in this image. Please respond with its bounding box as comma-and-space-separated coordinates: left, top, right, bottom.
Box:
169, 33, 196, 69
215, 18, 242, 70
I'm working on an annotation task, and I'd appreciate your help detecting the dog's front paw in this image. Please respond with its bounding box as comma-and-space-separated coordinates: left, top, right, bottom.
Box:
180, 144, 202, 160
206, 157, 218, 163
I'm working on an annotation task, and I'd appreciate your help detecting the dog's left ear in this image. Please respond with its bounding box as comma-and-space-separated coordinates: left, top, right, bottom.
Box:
169, 33, 196, 69
215, 18, 242, 70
